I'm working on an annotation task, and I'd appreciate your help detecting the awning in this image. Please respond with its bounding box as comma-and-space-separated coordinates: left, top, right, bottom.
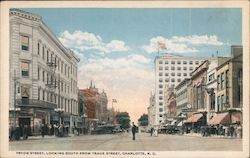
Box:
171, 120, 177, 126
231, 112, 242, 124
208, 113, 230, 125
185, 113, 203, 123
177, 120, 186, 127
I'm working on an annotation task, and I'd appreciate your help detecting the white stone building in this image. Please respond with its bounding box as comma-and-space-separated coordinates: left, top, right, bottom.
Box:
154, 54, 206, 126
9, 9, 80, 135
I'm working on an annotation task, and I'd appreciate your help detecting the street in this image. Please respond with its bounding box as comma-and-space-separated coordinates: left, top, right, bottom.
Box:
9, 132, 242, 151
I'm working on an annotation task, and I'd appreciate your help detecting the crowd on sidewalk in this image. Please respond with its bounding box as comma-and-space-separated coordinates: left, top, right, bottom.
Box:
9, 123, 72, 141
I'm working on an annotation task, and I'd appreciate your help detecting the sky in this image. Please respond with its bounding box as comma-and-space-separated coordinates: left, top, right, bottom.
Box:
22, 8, 242, 122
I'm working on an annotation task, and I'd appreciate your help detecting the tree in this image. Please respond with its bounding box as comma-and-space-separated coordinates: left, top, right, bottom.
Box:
138, 114, 148, 126
115, 112, 131, 129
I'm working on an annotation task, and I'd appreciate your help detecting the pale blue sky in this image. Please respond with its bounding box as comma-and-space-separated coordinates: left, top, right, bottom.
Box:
19, 8, 242, 121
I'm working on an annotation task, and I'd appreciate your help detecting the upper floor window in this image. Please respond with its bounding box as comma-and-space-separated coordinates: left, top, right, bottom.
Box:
159, 60, 163, 64
183, 61, 187, 64
195, 61, 199, 65
21, 62, 29, 77
189, 61, 193, 65
208, 73, 215, 82
159, 66, 163, 70
171, 61, 175, 64
221, 73, 225, 89
21, 36, 29, 51
165, 61, 168, 64
177, 61, 181, 64
37, 42, 40, 55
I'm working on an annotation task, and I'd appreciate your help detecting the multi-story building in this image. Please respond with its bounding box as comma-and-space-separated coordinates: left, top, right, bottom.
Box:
175, 78, 191, 116
206, 57, 230, 122
9, 9, 80, 135
209, 46, 243, 125
154, 53, 206, 126
147, 93, 155, 128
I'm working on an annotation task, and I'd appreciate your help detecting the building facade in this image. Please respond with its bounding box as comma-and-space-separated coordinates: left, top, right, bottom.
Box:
9, 9, 80, 135
154, 54, 205, 126
175, 78, 191, 116
211, 46, 243, 125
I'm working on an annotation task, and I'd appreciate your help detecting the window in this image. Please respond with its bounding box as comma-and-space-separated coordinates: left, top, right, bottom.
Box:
165, 78, 169, 82
226, 70, 229, 88
159, 73, 163, 76
159, 84, 163, 88
165, 66, 169, 70
21, 36, 29, 51
171, 73, 175, 76
38, 67, 40, 80
178, 79, 181, 82
159, 66, 163, 70
195, 61, 199, 65
42, 71, 45, 82
221, 95, 225, 110
183, 67, 187, 70
165, 73, 169, 76
171, 61, 175, 64
21, 62, 29, 77
217, 75, 221, 90
171, 78, 175, 82
209, 73, 215, 82
159, 90, 163, 94
183, 73, 187, 76
159, 108, 163, 112
159, 102, 163, 106
177, 73, 181, 76
159, 96, 163, 100
221, 73, 225, 89
177, 67, 181, 70
159, 60, 163, 64
183, 61, 187, 64
171, 66, 175, 70
165, 61, 168, 64
159, 78, 163, 82
47, 50, 49, 62
217, 96, 221, 112
37, 42, 40, 55
189, 61, 193, 65
177, 61, 181, 64
42, 46, 45, 60
189, 67, 193, 71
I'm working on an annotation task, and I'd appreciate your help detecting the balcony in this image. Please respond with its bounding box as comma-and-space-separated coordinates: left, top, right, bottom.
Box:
16, 99, 57, 110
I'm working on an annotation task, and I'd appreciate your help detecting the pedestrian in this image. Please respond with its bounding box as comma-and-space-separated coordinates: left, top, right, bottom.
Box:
150, 127, 154, 136
41, 124, 45, 138
131, 122, 136, 140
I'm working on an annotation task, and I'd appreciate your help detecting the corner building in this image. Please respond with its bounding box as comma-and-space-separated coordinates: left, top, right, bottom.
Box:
9, 9, 79, 135
154, 54, 206, 126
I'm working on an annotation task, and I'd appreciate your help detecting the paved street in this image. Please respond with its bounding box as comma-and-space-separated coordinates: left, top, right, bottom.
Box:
9, 132, 242, 151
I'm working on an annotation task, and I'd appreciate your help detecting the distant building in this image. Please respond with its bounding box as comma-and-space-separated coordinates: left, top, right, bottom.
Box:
175, 78, 191, 116
147, 93, 155, 128
79, 81, 108, 124
154, 53, 206, 126
9, 9, 80, 135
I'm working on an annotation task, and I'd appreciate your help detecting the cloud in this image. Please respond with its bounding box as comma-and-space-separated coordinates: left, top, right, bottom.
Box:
77, 55, 154, 122
172, 35, 223, 45
143, 35, 223, 54
59, 30, 129, 53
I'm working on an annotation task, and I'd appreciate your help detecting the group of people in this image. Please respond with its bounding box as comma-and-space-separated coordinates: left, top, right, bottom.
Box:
9, 123, 71, 140
9, 124, 30, 140
185, 124, 242, 138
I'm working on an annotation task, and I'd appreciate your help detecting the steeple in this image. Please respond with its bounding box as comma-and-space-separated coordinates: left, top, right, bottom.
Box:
90, 80, 93, 88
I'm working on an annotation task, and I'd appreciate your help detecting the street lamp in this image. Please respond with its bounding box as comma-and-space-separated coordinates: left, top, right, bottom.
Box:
81, 113, 88, 134
55, 108, 64, 124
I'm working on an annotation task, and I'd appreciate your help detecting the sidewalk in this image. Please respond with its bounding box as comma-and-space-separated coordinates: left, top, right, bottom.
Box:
183, 133, 242, 139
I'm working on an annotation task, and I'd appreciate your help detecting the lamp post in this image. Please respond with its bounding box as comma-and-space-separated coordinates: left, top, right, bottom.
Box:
55, 108, 64, 124
81, 113, 88, 134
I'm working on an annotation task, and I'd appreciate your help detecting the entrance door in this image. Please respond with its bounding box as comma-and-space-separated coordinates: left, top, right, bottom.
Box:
19, 117, 31, 136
